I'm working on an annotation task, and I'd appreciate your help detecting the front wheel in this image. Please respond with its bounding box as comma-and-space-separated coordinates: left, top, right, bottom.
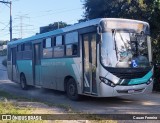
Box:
66, 78, 80, 101
20, 74, 28, 90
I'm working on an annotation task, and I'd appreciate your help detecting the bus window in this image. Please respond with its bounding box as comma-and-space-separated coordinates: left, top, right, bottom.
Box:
65, 32, 78, 56
23, 42, 32, 59
21, 44, 25, 51
43, 48, 53, 58
46, 38, 52, 48
56, 36, 62, 46
53, 35, 64, 57
24, 42, 32, 51
43, 38, 53, 58
17, 45, 21, 52
54, 46, 64, 57
43, 38, 52, 48
66, 44, 78, 56
66, 45, 72, 56
51, 37, 55, 47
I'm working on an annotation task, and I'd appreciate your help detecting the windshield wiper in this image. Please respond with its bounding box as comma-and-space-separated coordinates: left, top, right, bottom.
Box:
112, 29, 118, 60
119, 32, 129, 50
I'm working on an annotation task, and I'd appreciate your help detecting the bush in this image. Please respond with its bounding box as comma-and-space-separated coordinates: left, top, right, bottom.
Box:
2, 58, 7, 67
153, 64, 160, 91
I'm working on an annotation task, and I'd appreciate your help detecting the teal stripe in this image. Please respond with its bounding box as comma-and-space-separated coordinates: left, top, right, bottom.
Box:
128, 71, 152, 85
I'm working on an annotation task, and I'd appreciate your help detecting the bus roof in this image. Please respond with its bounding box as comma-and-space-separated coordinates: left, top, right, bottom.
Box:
8, 18, 149, 45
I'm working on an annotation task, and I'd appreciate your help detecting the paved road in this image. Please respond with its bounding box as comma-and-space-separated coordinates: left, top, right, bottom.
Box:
0, 56, 160, 116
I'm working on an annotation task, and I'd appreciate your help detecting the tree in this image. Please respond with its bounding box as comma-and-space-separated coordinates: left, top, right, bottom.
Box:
40, 21, 70, 34
83, 0, 153, 21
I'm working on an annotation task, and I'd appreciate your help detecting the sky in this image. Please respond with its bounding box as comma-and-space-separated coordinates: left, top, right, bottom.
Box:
0, 0, 84, 41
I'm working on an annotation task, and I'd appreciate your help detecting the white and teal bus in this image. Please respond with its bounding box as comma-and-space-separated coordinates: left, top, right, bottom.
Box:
7, 18, 153, 100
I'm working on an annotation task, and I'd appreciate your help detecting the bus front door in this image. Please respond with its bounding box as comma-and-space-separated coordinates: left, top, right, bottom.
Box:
33, 43, 42, 86
82, 33, 97, 94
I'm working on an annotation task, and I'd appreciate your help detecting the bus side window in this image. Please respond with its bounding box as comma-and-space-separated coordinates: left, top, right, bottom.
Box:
51, 37, 55, 47
17, 44, 23, 60
24, 42, 32, 51
53, 35, 64, 57
17, 45, 21, 52
65, 32, 78, 56
43, 38, 53, 58
72, 44, 78, 55
21, 44, 25, 51
23, 42, 32, 60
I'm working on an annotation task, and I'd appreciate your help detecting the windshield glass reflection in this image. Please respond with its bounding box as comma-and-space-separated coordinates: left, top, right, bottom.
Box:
101, 31, 150, 68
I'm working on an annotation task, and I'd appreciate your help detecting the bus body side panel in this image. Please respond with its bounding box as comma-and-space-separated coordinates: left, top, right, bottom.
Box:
41, 59, 57, 89
17, 60, 33, 85
41, 57, 82, 92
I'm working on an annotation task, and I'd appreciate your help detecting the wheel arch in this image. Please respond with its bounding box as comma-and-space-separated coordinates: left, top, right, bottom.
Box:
64, 75, 76, 92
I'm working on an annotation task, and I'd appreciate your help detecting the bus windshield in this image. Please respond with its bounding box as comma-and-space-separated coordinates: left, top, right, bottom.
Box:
101, 31, 151, 68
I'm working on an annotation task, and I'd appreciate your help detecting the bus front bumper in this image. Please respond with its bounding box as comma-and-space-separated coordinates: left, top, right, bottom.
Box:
113, 82, 153, 96
99, 81, 153, 97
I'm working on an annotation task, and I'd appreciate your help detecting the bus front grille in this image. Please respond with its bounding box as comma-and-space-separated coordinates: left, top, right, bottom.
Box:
105, 67, 152, 79
113, 72, 147, 79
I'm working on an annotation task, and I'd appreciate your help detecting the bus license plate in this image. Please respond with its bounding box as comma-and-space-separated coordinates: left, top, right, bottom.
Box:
128, 89, 135, 93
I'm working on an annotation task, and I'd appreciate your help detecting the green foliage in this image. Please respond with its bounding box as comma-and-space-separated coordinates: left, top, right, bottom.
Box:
83, 0, 153, 21
40, 21, 70, 33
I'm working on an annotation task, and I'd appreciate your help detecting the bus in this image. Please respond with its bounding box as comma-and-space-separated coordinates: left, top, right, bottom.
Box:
7, 18, 153, 100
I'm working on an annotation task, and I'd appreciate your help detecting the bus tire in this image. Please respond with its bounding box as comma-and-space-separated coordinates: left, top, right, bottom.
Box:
66, 78, 79, 101
20, 74, 28, 90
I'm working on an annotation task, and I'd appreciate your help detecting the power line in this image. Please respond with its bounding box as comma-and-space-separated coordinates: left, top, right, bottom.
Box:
0, 0, 12, 41
13, 14, 33, 38
33, 8, 82, 18
0, 21, 7, 26
0, 23, 10, 31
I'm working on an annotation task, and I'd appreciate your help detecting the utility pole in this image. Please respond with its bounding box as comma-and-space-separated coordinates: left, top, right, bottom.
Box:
0, 1, 12, 41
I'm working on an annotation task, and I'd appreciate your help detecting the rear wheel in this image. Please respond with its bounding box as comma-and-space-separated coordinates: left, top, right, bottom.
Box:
66, 78, 79, 101
20, 74, 28, 90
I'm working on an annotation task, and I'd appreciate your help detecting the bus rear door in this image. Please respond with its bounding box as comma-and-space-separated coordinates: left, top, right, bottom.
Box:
33, 43, 42, 86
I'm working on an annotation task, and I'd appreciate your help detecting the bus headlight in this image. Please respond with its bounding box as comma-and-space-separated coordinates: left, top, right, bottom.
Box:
99, 76, 116, 87
146, 78, 153, 85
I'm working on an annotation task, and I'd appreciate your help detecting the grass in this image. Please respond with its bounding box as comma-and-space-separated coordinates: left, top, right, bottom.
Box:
0, 90, 44, 123
0, 91, 117, 123
0, 90, 29, 101
0, 100, 44, 123
0, 89, 73, 113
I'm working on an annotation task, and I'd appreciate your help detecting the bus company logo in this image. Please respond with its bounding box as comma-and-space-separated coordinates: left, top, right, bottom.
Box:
2, 115, 12, 120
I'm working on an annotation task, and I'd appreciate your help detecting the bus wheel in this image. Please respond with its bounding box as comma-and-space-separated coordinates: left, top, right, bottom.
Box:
20, 74, 28, 90
66, 78, 79, 101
